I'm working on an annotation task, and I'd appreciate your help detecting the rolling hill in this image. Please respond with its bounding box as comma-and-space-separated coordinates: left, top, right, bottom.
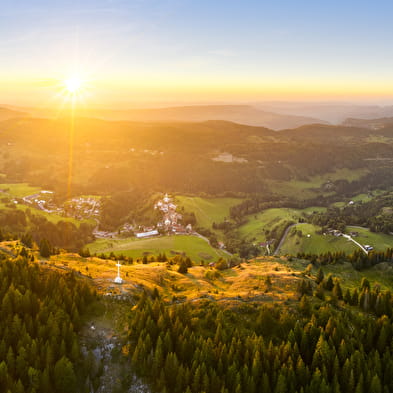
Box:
8, 104, 327, 130
1, 115, 393, 196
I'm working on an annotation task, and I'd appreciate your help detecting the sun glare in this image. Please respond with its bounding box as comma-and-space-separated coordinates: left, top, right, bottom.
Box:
64, 76, 82, 94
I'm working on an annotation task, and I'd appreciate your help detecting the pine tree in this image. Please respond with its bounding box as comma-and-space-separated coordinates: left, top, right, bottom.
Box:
333, 281, 343, 300
324, 275, 334, 291
370, 375, 382, 393
39, 239, 51, 258
54, 356, 77, 393
316, 268, 324, 284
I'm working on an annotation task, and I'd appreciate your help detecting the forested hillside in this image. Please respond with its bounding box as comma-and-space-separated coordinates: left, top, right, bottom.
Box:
127, 277, 393, 393
0, 255, 95, 393
1, 117, 393, 196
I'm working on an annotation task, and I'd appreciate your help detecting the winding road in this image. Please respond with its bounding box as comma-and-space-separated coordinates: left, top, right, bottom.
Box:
274, 223, 298, 255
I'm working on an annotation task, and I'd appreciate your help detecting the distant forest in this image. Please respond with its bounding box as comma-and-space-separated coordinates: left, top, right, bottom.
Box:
1, 118, 393, 196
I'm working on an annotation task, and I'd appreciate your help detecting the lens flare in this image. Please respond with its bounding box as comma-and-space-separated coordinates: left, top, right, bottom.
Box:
64, 76, 82, 94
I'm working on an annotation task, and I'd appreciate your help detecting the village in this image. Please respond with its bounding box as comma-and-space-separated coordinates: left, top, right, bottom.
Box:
22, 191, 102, 220
18, 188, 197, 243
133, 193, 193, 239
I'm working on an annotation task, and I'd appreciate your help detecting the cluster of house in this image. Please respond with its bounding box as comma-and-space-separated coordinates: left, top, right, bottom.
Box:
154, 194, 192, 235
325, 229, 344, 237
63, 196, 101, 220
22, 191, 60, 213
21, 191, 102, 222
325, 228, 361, 237
133, 194, 192, 239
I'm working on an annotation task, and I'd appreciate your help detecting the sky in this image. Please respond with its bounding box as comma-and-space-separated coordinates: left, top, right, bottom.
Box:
1, 0, 393, 107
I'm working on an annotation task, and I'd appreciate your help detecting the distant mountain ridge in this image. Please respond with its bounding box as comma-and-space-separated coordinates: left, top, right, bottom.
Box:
342, 117, 393, 129
8, 104, 327, 130
80, 105, 327, 130
257, 102, 393, 124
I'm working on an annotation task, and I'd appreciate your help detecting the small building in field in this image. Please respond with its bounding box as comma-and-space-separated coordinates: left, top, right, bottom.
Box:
136, 230, 159, 239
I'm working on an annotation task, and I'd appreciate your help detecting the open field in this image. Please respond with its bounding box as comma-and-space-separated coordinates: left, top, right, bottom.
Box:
175, 196, 242, 228
43, 251, 393, 303
238, 206, 392, 255
238, 208, 303, 243
280, 224, 393, 255
3, 237, 392, 305
279, 223, 357, 255
0, 182, 41, 197
268, 168, 369, 199
331, 189, 385, 208
86, 234, 227, 262
347, 226, 393, 252
47, 253, 304, 303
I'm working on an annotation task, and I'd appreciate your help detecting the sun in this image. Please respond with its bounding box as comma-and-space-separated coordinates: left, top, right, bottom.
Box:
64, 76, 83, 94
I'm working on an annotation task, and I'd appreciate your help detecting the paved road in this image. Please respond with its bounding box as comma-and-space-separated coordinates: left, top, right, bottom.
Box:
274, 223, 298, 255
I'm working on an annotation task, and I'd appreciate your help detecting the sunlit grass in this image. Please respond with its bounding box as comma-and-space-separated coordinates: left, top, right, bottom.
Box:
86, 235, 227, 262
47, 254, 302, 303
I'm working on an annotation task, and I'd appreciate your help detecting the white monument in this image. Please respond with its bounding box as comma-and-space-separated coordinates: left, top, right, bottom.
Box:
114, 261, 123, 284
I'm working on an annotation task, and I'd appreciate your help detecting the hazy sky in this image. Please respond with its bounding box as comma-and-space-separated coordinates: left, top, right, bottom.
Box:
1, 0, 393, 106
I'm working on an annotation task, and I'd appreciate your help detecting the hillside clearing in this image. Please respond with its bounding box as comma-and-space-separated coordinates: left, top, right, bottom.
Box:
86, 235, 227, 262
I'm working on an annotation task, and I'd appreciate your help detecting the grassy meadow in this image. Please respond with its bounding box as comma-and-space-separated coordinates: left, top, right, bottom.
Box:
48, 253, 303, 303
175, 196, 242, 228
0, 182, 41, 197
279, 223, 357, 255
267, 168, 369, 199
44, 251, 393, 304
347, 226, 393, 252
238, 208, 303, 243
86, 234, 227, 262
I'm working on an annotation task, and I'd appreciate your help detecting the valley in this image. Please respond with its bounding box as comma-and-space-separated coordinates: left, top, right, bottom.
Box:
1, 114, 393, 393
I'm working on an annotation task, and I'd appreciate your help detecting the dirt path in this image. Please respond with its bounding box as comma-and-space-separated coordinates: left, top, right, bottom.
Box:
342, 234, 369, 255
80, 299, 151, 393
194, 232, 233, 257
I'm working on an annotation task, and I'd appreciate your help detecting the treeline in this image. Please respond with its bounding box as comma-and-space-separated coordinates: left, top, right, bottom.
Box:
82, 250, 239, 273
0, 256, 96, 393
309, 192, 393, 234
0, 208, 94, 251
297, 248, 393, 270
127, 284, 393, 393
332, 168, 393, 197
300, 270, 393, 318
